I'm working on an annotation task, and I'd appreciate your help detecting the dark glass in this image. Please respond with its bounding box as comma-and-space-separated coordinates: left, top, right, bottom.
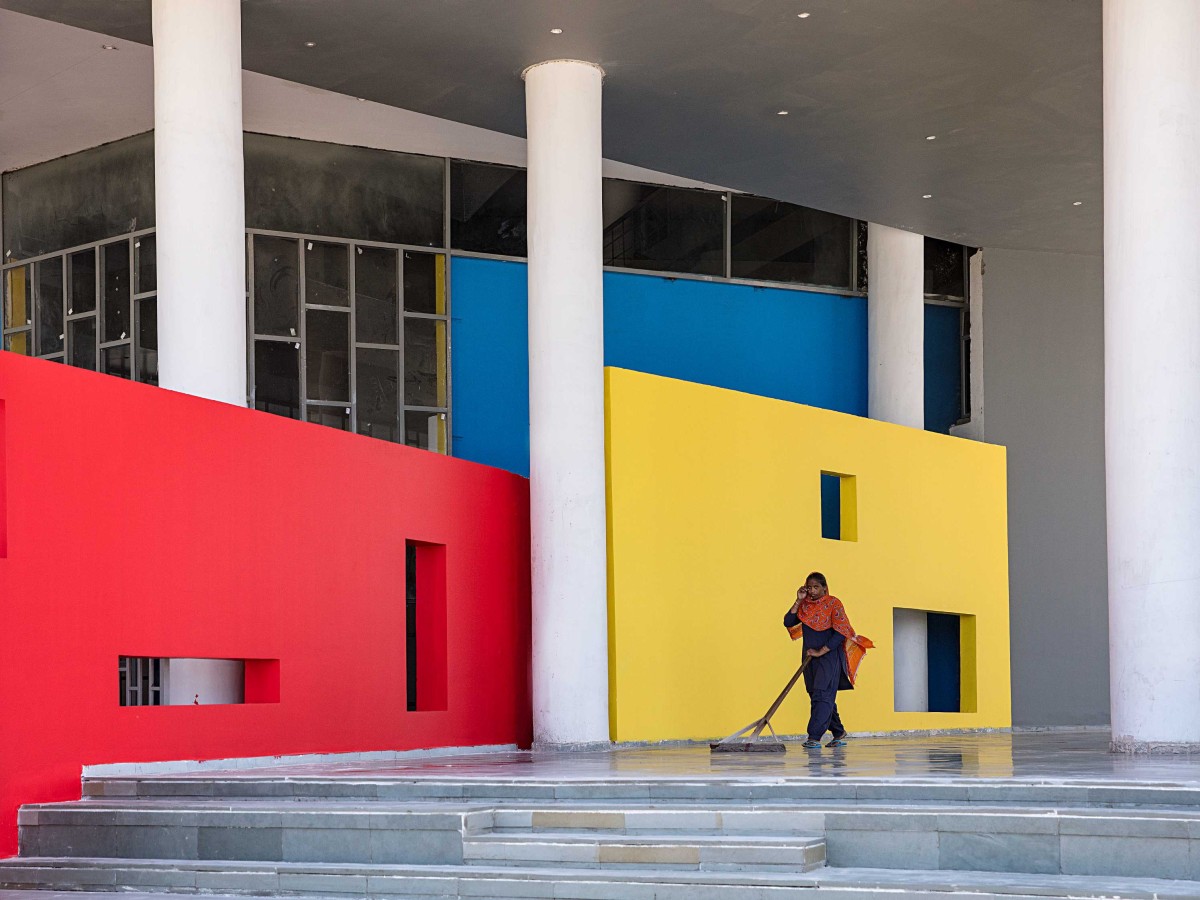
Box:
4, 265, 32, 330
3, 331, 31, 355
254, 340, 300, 419
2, 132, 154, 260
856, 221, 869, 292
404, 317, 445, 408
102, 343, 132, 380
450, 161, 527, 256
405, 410, 445, 453
305, 241, 349, 306
730, 195, 853, 288
404, 252, 444, 314
602, 179, 724, 276
253, 236, 300, 337
356, 347, 399, 441
136, 234, 156, 293
355, 246, 398, 344
244, 132, 444, 247
35, 258, 64, 356
136, 296, 158, 385
70, 249, 97, 314
67, 317, 97, 370
307, 406, 350, 431
102, 240, 131, 343
925, 237, 967, 298
306, 309, 349, 401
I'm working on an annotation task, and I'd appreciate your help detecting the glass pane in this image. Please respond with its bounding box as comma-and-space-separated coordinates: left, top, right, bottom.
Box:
305, 241, 349, 307
35, 258, 64, 356
405, 410, 446, 453
356, 347, 399, 442
244, 132, 444, 247
69, 249, 97, 314
450, 161, 528, 256
102, 343, 132, 380
404, 252, 445, 314
404, 317, 446, 408
67, 317, 97, 370
254, 236, 300, 336
925, 237, 967, 298
254, 340, 300, 419
307, 405, 350, 431
730, 195, 853, 289
2, 132, 154, 261
136, 296, 158, 385
306, 309, 349, 401
3, 330, 31, 355
355, 246, 398, 345
602, 180, 725, 276
136, 234, 156, 293
4, 265, 32, 330
102, 240, 131, 343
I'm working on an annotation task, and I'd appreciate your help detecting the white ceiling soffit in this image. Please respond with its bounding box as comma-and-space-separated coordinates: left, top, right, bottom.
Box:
0, 1, 1102, 254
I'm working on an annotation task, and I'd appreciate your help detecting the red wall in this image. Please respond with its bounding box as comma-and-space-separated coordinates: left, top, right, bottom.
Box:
0, 353, 532, 857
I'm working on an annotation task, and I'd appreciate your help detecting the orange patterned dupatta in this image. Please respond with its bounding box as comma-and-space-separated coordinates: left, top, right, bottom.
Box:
786, 594, 875, 686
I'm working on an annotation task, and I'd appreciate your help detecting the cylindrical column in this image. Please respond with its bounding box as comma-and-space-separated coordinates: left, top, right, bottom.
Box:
1104, 0, 1200, 751
868, 224, 925, 428
523, 59, 609, 746
153, 0, 247, 405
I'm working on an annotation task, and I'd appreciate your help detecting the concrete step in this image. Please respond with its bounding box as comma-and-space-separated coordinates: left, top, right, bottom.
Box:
490, 806, 822, 834
83, 774, 1200, 809
462, 830, 825, 871
3, 858, 1200, 899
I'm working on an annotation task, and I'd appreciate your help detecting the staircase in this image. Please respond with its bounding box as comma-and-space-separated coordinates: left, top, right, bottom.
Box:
4, 769, 1200, 898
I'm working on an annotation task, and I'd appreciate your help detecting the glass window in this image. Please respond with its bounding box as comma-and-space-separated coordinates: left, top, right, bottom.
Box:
357, 348, 399, 441
925, 237, 968, 298
136, 234, 156, 294
355, 246, 398, 345
305, 241, 349, 307
450, 161, 527, 257
405, 410, 446, 453
68, 317, 97, 371
102, 343, 132, 380
306, 406, 350, 431
404, 251, 445, 314
254, 340, 300, 420
4, 331, 31, 355
305, 309, 350, 402
244, 133, 444, 247
1, 132, 154, 261
35, 258, 64, 356
856, 221, 869, 292
253, 236, 300, 337
102, 241, 131, 343
404, 318, 446, 408
730, 195, 853, 288
136, 297, 158, 385
4, 265, 32, 331
602, 180, 724, 276
70, 250, 97, 314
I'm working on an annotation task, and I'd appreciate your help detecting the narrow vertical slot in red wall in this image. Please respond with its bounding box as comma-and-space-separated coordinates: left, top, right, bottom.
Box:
407, 540, 448, 711
0, 399, 7, 559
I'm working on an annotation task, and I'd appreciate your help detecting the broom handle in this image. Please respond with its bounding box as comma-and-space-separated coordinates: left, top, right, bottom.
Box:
750, 655, 811, 739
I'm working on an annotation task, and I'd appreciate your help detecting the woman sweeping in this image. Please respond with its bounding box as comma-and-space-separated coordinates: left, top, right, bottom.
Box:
783, 572, 874, 749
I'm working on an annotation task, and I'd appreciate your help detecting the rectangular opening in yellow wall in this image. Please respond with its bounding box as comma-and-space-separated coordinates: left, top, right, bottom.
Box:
820, 471, 857, 541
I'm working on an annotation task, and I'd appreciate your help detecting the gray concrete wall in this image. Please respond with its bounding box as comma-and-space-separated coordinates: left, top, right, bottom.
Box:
982, 248, 1108, 728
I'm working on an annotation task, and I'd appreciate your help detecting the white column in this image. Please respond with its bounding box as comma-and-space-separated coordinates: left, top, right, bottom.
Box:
1104, 0, 1200, 751
523, 60, 610, 746
153, 0, 247, 405
868, 224, 924, 428
893, 609, 930, 713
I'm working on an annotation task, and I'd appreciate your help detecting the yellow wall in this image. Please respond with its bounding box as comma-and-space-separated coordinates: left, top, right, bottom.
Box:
605, 368, 1011, 741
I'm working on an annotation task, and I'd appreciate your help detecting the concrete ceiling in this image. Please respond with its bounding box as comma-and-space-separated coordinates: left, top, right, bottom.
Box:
0, 0, 1103, 254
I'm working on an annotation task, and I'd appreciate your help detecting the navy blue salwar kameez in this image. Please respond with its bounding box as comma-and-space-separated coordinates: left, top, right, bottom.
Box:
783, 611, 853, 742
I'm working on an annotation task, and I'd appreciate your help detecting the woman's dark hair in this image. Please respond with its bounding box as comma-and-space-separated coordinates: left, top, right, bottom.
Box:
805, 571, 828, 589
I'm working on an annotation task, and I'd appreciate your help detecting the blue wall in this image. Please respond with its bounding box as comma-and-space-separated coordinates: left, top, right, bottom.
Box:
451, 258, 868, 476
924, 304, 964, 435
926, 612, 962, 713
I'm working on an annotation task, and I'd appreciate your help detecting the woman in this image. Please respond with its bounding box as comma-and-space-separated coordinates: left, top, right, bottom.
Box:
783, 572, 874, 749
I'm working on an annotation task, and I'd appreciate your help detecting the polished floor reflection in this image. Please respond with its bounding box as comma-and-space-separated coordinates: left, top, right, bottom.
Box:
173, 732, 1200, 786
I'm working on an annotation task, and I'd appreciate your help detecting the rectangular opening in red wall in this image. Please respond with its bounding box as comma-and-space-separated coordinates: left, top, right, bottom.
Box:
406, 540, 448, 711
117, 657, 280, 706
0, 399, 7, 558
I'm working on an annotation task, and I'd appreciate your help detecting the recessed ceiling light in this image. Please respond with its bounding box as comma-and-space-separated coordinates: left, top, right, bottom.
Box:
550, 28, 563, 34
926, 135, 937, 141
1073, 201, 1083, 206
922, 194, 933, 199
797, 12, 811, 18
101, 44, 118, 50
777, 110, 789, 116
304, 41, 317, 48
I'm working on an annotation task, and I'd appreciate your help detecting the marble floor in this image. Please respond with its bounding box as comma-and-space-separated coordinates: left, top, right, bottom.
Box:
156, 731, 1200, 786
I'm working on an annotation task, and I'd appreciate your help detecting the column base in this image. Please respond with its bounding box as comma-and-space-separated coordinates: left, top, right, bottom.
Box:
1111, 737, 1200, 754
531, 740, 614, 752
